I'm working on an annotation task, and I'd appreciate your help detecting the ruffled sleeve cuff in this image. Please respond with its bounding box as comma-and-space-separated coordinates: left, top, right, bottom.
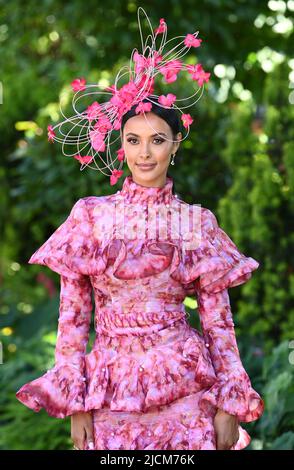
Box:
199, 369, 265, 423
15, 361, 87, 419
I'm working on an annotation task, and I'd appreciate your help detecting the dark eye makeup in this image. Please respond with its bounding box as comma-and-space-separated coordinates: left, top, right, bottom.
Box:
127, 137, 165, 144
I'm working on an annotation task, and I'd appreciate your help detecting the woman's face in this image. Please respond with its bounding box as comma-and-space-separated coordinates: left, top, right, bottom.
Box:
121, 112, 182, 188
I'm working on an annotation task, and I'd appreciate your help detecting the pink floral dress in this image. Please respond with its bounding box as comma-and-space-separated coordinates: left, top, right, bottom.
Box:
16, 175, 264, 450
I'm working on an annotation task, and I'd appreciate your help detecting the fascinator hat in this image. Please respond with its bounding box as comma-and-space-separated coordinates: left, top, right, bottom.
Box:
47, 7, 211, 186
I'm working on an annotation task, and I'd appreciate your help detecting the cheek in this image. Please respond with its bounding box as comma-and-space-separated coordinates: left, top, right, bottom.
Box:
156, 148, 172, 164
123, 146, 135, 163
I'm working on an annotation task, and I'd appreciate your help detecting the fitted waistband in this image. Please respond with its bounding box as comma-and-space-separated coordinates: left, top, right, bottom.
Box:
94, 302, 187, 336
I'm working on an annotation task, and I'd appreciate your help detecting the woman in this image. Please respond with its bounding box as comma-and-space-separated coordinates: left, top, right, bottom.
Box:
15, 9, 264, 450
16, 99, 264, 450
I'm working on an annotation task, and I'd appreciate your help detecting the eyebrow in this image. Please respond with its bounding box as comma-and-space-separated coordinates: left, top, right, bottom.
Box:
126, 132, 168, 137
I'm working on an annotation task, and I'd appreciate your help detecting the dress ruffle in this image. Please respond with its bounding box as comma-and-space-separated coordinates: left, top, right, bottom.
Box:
84, 328, 218, 413
28, 201, 259, 295
15, 361, 87, 419
15, 327, 218, 419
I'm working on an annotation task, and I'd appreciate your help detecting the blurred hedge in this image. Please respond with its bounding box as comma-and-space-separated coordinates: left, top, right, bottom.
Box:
1, 0, 293, 450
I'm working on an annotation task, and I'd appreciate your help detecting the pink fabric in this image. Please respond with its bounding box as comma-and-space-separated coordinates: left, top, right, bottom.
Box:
16, 175, 264, 450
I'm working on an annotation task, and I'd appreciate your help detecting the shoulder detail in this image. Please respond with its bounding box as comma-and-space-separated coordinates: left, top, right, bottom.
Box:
27, 197, 103, 279
199, 206, 219, 238
69, 198, 89, 220
201, 206, 216, 220
82, 195, 114, 211
81, 195, 109, 203
82, 195, 116, 222
80, 195, 110, 208
170, 205, 260, 293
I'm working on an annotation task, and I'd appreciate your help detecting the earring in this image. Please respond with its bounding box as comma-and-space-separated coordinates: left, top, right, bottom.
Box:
170, 153, 176, 165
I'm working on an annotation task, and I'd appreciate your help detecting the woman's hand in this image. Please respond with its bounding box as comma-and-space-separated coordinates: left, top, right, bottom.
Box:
71, 411, 94, 450
213, 409, 240, 450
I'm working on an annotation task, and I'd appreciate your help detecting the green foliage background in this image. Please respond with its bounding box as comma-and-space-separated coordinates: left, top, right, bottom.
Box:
0, 0, 293, 450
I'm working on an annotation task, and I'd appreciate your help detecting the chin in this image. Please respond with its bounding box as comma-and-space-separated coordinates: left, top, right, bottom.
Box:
134, 172, 158, 182
133, 167, 156, 175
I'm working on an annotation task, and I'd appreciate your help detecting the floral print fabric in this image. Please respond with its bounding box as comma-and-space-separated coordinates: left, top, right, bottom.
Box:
16, 175, 264, 450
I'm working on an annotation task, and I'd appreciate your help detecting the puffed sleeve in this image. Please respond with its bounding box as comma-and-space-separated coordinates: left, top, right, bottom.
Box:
170, 207, 261, 294
193, 209, 264, 422
197, 208, 260, 294
16, 274, 93, 418
26, 198, 95, 280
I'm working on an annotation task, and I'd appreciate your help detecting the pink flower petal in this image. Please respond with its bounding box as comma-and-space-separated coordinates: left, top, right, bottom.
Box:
181, 113, 194, 128
73, 154, 94, 164
135, 101, 152, 114
47, 125, 56, 142
154, 18, 167, 35
184, 34, 202, 48
158, 93, 177, 107
71, 78, 86, 92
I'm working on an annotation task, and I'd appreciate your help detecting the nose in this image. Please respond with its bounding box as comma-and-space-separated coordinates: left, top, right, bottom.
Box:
140, 146, 151, 158
138, 154, 152, 163
137, 140, 152, 155
140, 154, 151, 161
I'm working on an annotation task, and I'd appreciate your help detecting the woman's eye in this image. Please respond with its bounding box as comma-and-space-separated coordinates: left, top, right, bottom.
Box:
127, 138, 164, 144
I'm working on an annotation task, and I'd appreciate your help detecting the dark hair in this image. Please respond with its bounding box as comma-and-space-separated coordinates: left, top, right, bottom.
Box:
121, 96, 184, 140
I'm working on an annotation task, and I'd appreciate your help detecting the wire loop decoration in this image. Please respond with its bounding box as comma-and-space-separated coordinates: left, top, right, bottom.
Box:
47, 7, 211, 185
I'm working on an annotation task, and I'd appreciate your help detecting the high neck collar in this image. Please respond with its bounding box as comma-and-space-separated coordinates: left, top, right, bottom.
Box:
119, 175, 174, 204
